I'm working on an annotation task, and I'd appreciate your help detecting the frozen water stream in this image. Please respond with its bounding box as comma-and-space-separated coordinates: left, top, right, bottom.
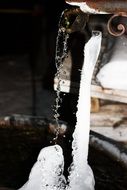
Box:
67, 31, 102, 190
19, 32, 102, 190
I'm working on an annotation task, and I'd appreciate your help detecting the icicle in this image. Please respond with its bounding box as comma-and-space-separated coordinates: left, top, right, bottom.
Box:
67, 31, 102, 190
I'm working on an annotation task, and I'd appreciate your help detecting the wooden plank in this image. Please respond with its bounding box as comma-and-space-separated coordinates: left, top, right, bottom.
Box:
91, 126, 127, 142
91, 97, 100, 113
54, 77, 127, 103
90, 103, 127, 142
91, 85, 127, 103
54, 48, 127, 103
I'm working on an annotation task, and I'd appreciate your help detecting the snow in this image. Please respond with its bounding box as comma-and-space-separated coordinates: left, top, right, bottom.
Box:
97, 35, 127, 90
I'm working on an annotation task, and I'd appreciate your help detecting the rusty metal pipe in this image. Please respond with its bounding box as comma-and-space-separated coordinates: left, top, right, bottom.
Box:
66, 0, 127, 14
107, 12, 127, 36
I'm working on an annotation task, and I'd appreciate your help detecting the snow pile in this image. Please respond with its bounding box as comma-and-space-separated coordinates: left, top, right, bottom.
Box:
97, 36, 127, 90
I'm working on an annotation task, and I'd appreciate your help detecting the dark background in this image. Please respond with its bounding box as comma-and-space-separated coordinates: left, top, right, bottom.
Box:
0, 1, 71, 117
0, 1, 68, 65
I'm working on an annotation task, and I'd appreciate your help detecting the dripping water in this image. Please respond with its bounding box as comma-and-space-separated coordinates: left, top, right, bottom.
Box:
18, 26, 102, 190
53, 12, 69, 143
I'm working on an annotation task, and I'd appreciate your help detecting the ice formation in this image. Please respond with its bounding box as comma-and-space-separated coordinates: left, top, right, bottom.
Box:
19, 32, 102, 190
67, 31, 102, 190
19, 145, 66, 190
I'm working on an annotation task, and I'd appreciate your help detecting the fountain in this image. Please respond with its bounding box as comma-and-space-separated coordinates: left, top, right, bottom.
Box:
53, 0, 127, 189
18, 1, 127, 190
1, 1, 127, 190
18, 30, 102, 190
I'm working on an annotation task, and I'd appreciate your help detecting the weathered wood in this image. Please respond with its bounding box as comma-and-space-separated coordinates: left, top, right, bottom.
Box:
54, 76, 127, 103
90, 103, 127, 142
54, 48, 127, 103
91, 85, 127, 104
91, 103, 127, 126
91, 97, 100, 113
91, 126, 127, 142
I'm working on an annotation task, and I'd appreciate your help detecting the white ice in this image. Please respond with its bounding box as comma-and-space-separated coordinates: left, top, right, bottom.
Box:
18, 32, 102, 190
19, 145, 66, 190
97, 35, 127, 90
67, 31, 102, 190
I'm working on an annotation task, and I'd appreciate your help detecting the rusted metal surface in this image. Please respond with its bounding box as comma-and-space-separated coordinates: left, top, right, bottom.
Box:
64, 2, 127, 36
107, 12, 127, 36
66, 0, 127, 14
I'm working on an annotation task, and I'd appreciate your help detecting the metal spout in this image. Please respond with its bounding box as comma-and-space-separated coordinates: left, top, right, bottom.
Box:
59, 8, 89, 33
66, 0, 127, 14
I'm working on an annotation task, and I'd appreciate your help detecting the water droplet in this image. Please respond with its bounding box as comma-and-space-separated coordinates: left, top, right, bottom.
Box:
53, 14, 69, 143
